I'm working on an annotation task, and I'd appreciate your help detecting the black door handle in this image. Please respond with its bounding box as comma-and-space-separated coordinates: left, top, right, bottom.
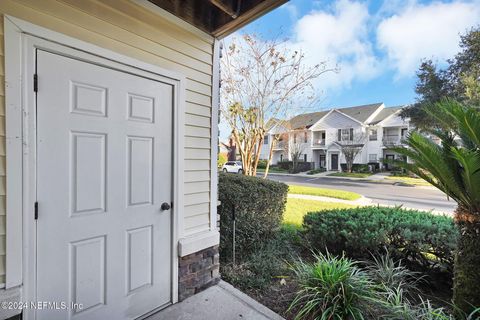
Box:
161, 202, 171, 211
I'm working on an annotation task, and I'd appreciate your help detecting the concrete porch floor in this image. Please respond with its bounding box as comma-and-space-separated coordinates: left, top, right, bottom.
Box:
147, 281, 284, 320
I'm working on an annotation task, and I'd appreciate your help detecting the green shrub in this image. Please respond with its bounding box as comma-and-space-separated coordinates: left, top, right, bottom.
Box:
218, 173, 288, 262
289, 252, 376, 320
303, 207, 458, 272
221, 229, 294, 290
306, 168, 326, 175
256, 159, 268, 169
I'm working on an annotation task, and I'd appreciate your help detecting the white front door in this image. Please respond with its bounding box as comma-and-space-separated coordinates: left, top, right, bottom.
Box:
36, 49, 173, 319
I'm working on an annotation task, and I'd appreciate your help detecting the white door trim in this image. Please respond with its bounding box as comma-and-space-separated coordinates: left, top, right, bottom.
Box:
4, 15, 185, 319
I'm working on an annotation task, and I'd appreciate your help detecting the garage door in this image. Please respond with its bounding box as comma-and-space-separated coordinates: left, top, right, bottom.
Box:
36, 49, 173, 319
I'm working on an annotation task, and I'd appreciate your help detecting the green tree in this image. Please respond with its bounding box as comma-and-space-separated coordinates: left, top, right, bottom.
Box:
393, 100, 480, 315
401, 27, 480, 129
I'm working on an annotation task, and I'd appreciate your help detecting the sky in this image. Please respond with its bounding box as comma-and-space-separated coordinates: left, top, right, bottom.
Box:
227, 0, 480, 110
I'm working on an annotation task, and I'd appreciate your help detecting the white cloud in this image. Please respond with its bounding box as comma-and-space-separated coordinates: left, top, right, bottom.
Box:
377, 1, 480, 77
290, 0, 381, 92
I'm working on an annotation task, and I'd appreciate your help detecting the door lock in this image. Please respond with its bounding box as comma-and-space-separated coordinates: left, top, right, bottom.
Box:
161, 202, 171, 211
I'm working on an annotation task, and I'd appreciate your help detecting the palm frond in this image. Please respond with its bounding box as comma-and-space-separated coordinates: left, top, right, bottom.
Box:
394, 100, 480, 212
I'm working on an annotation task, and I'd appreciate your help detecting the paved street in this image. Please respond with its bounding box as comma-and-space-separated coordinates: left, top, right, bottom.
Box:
266, 174, 457, 214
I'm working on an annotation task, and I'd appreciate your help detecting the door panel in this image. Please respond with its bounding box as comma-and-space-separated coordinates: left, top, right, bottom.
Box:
331, 154, 339, 170
36, 50, 173, 320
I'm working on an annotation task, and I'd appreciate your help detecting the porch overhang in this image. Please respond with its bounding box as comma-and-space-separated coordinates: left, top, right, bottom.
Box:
147, 0, 288, 38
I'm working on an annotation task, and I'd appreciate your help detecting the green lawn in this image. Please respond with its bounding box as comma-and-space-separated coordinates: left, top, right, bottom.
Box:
288, 184, 361, 200
385, 176, 431, 186
283, 198, 356, 226
327, 172, 373, 178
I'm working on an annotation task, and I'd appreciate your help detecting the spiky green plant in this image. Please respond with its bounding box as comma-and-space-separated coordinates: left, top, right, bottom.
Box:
365, 250, 423, 295
391, 100, 480, 315
288, 252, 376, 320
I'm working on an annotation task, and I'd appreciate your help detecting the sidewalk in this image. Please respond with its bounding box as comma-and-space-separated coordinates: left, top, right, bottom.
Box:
147, 281, 284, 320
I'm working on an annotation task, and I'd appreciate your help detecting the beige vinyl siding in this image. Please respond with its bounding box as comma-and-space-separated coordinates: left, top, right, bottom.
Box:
0, 0, 214, 277
0, 15, 5, 286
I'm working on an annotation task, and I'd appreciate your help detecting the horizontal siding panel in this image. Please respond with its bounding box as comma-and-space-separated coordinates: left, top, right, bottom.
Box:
185, 181, 210, 194
187, 79, 211, 97
185, 192, 210, 206
185, 203, 210, 217
185, 148, 210, 160
0, 196, 5, 215
185, 113, 210, 128
0, 116, 4, 136
186, 102, 211, 118
184, 222, 210, 236
0, 1, 212, 85
185, 159, 210, 171
0, 157, 4, 175
16, 0, 212, 75
93, 0, 213, 52
185, 125, 210, 138
0, 177, 4, 196
185, 137, 210, 149
185, 170, 210, 183
0, 96, 4, 116
0, 137, 4, 155
186, 90, 210, 107
61, 0, 213, 64
0, 236, 4, 255
184, 213, 209, 230
0, 77, 4, 95
0, 216, 4, 235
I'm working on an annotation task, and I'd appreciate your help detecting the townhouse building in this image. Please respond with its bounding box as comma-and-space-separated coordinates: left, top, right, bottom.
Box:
260, 103, 411, 171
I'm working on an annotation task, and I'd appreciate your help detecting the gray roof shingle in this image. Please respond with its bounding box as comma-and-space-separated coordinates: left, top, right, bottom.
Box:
369, 106, 403, 125
336, 102, 383, 123
288, 110, 330, 130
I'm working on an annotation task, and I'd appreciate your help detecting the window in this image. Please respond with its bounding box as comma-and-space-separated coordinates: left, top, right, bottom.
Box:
264, 135, 269, 145
294, 133, 297, 143
304, 132, 308, 143
369, 154, 377, 162
338, 128, 353, 141
304, 154, 307, 162
369, 129, 377, 141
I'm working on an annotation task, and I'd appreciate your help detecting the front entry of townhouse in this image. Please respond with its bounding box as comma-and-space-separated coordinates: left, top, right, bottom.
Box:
36, 50, 173, 319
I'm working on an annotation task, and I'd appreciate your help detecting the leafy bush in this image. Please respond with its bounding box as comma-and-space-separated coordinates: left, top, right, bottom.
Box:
256, 159, 268, 169
307, 168, 326, 175
277, 161, 313, 173
221, 228, 296, 290
218, 173, 288, 262
303, 207, 458, 272
289, 252, 376, 320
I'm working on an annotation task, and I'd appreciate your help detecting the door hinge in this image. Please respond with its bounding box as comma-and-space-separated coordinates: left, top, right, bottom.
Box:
34, 201, 38, 220
33, 74, 38, 92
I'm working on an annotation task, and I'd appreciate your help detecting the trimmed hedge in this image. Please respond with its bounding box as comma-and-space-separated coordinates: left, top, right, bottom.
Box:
256, 159, 268, 169
277, 161, 314, 173
218, 173, 288, 262
303, 207, 458, 272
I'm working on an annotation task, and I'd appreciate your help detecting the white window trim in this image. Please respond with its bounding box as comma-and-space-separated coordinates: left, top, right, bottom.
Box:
4, 16, 195, 315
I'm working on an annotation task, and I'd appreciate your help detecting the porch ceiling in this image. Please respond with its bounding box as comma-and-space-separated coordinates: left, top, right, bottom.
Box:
148, 0, 288, 38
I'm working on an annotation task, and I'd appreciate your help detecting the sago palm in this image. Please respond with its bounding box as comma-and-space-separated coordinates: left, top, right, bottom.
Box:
391, 99, 480, 315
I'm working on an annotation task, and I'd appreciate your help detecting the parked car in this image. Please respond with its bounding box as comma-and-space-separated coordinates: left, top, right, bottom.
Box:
222, 161, 243, 174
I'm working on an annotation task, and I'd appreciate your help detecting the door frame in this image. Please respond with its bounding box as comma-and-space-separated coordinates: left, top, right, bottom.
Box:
5, 16, 185, 319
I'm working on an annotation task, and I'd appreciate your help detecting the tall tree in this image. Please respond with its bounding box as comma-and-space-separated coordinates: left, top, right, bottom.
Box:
337, 132, 366, 173
393, 100, 480, 315
401, 26, 480, 129
221, 34, 333, 176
